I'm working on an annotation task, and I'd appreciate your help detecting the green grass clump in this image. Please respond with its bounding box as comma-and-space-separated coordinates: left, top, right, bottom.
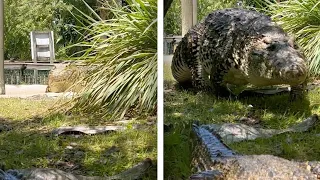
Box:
164, 62, 320, 179
0, 99, 54, 121
0, 98, 156, 179
63, 0, 157, 119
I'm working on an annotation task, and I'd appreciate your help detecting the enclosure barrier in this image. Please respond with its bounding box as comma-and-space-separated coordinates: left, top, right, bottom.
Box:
4, 69, 49, 85
163, 36, 182, 55
4, 62, 55, 85
30, 31, 55, 63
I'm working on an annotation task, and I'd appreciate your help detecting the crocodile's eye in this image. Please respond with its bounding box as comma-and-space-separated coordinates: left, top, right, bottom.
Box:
263, 37, 272, 44
252, 50, 262, 55
288, 37, 299, 49
252, 50, 261, 57
267, 44, 277, 51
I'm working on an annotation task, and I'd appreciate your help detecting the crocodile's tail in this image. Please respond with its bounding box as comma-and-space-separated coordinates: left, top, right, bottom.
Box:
191, 123, 237, 177
171, 23, 204, 89
171, 39, 193, 87
193, 123, 237, 158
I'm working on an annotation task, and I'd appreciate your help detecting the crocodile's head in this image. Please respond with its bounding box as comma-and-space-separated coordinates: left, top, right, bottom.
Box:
246, 27, 307, 87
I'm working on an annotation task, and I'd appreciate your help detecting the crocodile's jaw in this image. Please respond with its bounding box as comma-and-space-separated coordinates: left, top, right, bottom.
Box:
246, 69, 307, 87
245, 57, 307, 87
222, 63, 306, 87
221, 66, 306, 95
222, 68, 249, 95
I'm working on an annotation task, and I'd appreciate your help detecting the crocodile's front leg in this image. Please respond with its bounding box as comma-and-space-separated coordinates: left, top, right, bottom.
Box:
210, 64, 233, 98
290, 81, 307, 101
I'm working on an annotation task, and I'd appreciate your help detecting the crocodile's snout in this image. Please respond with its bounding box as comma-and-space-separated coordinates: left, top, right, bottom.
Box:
278, 59, 307, 85
282, 63, 305, 76
262, 42, 308, 86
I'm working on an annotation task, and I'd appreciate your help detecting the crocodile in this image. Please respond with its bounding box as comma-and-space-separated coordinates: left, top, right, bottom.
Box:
171, 8, 307, 98
202, 114, 319, 144
191, 123, 320, 179
0, 158, 152, 180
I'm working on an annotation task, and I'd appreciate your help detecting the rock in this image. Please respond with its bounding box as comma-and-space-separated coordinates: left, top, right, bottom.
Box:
0, 158, 153, 180
65, 146, 73, 150
46, 64, 86, 93
52, 125, 126, 136
69, 142, 78, 147
0, 125, 13, 132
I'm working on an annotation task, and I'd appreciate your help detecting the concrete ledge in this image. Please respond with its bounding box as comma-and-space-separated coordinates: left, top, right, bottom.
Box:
0, 85, 73, 99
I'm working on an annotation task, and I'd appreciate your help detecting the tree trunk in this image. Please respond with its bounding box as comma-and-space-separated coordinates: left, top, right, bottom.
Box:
192, 0, 197, 25
181, 0, 193, 36
164, 0, 173, 17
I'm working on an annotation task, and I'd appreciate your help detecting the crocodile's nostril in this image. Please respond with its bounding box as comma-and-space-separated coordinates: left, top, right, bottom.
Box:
285, 65, 306, 79
290, 64, 297, 70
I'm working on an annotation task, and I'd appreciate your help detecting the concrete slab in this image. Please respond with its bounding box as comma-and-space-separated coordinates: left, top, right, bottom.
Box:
0, 85, 73, 99
2, 85, 47, 96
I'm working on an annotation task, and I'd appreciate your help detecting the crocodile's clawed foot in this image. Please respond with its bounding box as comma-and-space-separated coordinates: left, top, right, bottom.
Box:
289, 84, 307, 102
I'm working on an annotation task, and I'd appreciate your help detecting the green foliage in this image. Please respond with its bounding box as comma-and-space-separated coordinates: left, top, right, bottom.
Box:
164, 125, 193, 178
164, 0, 238, 35
62, 0, 157, 118
4, 0, 68, 60
197, 0, 238, 21
53, 0, 100, 58
242, 0, 277, 11
266, 0, 320, 76
4, 0, 99, 60
164, 0, 181, 35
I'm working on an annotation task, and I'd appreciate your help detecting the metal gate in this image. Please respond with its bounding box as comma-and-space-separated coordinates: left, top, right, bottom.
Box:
4, 69, 50, 85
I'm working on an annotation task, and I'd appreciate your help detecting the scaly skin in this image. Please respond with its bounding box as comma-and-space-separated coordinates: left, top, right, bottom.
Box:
172, 8, 307, 98
191, 124, 320, 179
0, 159, 152, 180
